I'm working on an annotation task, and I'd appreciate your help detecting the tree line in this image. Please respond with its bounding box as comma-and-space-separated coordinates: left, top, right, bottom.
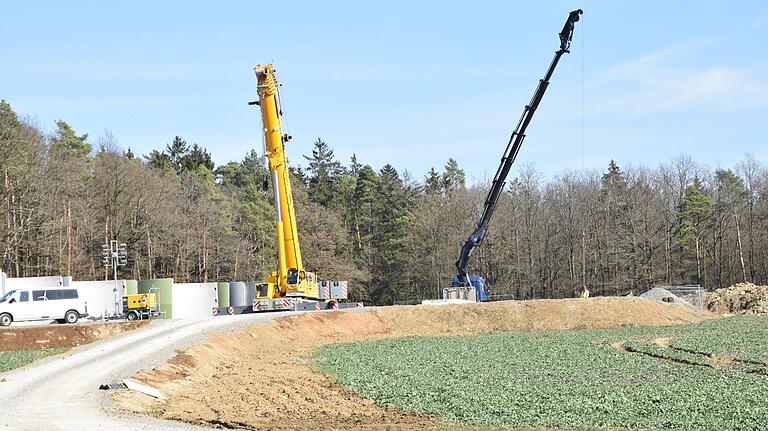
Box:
2, 100, 767, 303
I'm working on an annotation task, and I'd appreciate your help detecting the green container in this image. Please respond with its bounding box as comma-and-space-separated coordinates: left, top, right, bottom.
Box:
217, 282, 230, 308
125, 279, 138, 295
138, 278, 174, 319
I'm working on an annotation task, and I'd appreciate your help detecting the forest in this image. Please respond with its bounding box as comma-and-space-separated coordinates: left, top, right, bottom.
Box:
1, 99, 767, 303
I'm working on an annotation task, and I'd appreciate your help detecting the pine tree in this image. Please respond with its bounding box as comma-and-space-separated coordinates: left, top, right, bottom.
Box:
349, 153, 362, 178
181, 143, 215, 172
442, 158, 465, 193
304, 138, 341, 206
353, 165, 378, 255
370, 164, 412, 303
425, 167, 441, 195
165, 136, 188, 174
51, 120, 91, 158
144, 150, 173, 173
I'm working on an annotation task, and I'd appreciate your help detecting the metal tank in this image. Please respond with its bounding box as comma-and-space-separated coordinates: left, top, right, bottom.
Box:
229, 282, 247, 307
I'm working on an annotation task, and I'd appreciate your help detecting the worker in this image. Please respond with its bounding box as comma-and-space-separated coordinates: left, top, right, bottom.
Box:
580, 285, 590, 299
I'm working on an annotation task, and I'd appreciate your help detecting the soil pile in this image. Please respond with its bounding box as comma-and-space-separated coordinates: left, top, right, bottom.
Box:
0, 321, 147, 350
639, 287, 691, 306
114, 297, 713, 431
707, 282, 768, 314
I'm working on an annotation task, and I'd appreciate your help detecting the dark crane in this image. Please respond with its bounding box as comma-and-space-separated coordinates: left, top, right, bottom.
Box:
452, 9, 583, 300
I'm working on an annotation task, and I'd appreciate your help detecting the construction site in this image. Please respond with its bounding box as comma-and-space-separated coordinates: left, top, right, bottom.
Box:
2, 3, 768, 431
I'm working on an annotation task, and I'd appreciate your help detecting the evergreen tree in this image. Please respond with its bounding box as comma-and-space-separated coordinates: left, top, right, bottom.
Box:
425, 167, 441, 195
353, 165, 378, 255
442, 158, 465, 192
304, 138, 341, 206
51, 120, 91, 158
370, 164, 412, 303
349, 153, 362, 178
165, 136, 188, 174
182, 143, 215, 172
145, 149, 173, 172
0, 100, 22, 153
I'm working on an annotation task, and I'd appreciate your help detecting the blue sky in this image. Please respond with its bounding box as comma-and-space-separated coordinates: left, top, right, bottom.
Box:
2, 1, 767, 182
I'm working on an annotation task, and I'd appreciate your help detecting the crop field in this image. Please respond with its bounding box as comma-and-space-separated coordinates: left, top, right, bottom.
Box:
0, 348, 67, 372
315, 316, 768, 430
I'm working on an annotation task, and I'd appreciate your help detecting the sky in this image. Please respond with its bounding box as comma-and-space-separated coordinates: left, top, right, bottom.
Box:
2, 1, 767, 182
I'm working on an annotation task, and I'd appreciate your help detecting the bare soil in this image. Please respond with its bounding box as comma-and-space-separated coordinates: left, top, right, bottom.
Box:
114, 297, 713, 430
0, 321, 148, 351
707, 282, 768, 314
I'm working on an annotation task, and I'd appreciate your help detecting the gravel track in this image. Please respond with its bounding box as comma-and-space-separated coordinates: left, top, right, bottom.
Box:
0, 313, 288, 430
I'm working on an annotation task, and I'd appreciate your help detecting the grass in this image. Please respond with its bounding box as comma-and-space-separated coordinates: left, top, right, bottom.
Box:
315, 316, 768, 430
0, 348, 68, 372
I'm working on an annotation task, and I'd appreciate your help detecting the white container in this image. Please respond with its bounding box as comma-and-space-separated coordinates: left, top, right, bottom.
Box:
71, 280, 125, 318
172, 282, 218, 319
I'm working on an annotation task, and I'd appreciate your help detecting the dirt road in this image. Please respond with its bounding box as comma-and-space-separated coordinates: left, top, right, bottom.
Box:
0, 313, 287, 431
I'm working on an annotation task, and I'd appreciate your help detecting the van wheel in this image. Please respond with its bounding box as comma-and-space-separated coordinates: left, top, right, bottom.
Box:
127, 311, 140, 321
64, 310, 79, 324
0, 313, 12, 327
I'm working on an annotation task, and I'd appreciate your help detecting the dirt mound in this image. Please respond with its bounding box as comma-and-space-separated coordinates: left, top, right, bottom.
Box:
707, 282, 768, 314
114, 297, 713, 430
0, 321, 147, 351
639, 287, 690, 306
378, 297, 708, 336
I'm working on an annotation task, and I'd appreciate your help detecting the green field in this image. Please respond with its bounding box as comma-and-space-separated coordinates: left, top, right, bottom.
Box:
0, 348, 68, 373
315, 316, 768, 430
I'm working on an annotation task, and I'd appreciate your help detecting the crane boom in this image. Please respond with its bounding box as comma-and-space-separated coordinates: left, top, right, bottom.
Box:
253, 64, 317, 299
453, 9, 582, 293
246, 64, 356, 313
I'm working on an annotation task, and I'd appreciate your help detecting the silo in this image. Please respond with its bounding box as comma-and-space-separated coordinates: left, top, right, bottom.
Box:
217, 282, 230, 307
229, 282, 247, 307
138, 278, 173, 319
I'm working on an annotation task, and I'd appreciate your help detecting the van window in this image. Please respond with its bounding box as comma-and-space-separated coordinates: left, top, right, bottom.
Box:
0, 290, 16, 303
33, 290, 46, 301
45, 289, 78, 300
19, 291, 28, 302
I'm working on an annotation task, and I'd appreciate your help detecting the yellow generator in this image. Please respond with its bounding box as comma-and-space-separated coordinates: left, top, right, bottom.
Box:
122, 293, 160, 321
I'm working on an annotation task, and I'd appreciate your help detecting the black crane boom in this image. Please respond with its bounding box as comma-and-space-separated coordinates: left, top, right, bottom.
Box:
454, 9, 582, 289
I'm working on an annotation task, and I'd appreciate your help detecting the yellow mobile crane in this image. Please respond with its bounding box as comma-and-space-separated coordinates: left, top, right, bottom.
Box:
250, 64, 355, 312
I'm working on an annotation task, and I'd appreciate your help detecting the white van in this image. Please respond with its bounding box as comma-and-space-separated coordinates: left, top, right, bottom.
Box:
0, 288, 88, 326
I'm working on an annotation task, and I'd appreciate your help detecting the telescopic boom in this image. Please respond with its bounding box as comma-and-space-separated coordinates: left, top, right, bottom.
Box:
454, 9, 582, 289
